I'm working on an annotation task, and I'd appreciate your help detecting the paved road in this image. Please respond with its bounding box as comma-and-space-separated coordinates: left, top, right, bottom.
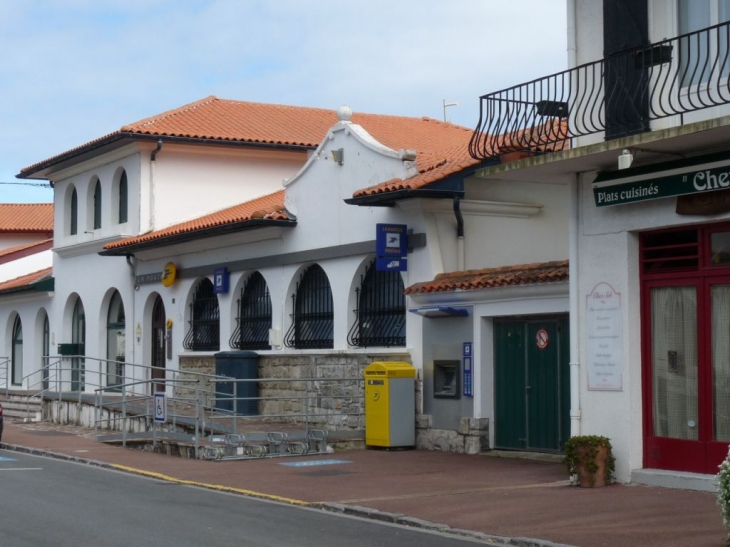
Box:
0, 450, 493, 547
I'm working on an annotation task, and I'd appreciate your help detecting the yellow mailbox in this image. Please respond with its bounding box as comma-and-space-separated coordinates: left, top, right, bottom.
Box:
364, 361, 416, 448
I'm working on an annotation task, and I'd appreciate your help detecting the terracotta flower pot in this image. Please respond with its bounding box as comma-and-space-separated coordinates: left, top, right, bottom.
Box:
576, 445, 608, 488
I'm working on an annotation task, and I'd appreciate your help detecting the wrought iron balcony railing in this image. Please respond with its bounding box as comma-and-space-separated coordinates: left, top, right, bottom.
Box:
469, 21, 730, 161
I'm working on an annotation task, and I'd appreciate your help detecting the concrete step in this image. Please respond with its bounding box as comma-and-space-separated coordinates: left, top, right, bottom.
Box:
0, 397, 42, 422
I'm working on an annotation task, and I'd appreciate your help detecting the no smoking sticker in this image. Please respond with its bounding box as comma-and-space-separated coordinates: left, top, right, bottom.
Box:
536, 329, 549, 350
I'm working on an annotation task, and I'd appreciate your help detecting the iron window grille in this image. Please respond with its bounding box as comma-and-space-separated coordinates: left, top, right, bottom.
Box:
284, 265, 334, 349
347, 261, 406, 347
229, 272, 272, 350
183, 278, 220, 351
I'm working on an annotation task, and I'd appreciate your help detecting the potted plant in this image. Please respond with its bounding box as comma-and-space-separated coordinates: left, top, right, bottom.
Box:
564, 435, 615, 487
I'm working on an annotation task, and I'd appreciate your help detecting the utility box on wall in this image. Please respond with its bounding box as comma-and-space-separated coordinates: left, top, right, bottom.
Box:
364, 361, 416, 448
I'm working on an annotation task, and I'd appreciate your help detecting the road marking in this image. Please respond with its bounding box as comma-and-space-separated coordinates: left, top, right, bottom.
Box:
0, 456, 18, 462
280, 459, 352, 467
110, 464, 310, 506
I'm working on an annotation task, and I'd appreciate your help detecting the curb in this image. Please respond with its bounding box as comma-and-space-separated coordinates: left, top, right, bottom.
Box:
2, 442, 576, 547
317, 503, 576, 547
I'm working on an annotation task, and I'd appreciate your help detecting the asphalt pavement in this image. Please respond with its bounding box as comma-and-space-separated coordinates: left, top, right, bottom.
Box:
1, 421, 727, 547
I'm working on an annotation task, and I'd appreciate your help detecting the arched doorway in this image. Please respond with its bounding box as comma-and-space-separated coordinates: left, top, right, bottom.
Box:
12, 316, 23, 386
106, 291, 125, 392
151, 296, 166, 393
42, 313, 50, 391
71, 299, 86, 391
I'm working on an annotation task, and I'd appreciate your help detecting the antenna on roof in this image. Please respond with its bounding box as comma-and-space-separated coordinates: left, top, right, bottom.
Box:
443, 100, 458, 123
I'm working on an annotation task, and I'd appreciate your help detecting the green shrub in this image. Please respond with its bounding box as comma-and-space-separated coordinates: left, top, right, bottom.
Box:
717, 447, 730, 535
564, 435, 615, 486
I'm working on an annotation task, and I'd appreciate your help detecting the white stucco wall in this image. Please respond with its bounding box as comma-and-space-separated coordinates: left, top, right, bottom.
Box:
150, 145, 307, 231
0, 250, 52, 283
576, 170, 730, 481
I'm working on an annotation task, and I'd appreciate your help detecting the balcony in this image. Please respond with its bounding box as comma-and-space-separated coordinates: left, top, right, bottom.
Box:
469, 21, 730, 162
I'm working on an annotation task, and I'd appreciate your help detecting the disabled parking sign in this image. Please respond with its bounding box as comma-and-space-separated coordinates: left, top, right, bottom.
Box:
154, 392, 167, 423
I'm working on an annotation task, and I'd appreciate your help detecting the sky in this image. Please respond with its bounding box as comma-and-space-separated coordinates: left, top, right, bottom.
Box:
0, 1, 568, 203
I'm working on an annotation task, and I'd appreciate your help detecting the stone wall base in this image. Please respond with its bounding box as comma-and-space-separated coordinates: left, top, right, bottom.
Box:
416, 415, 489, 455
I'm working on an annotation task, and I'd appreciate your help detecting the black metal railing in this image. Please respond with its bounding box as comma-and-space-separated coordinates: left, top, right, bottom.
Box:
183, 278, 220, 351
229, 272, 272, 350
284, 265, 334, 349
347, 261, 405, 348
470, 21, 730, 161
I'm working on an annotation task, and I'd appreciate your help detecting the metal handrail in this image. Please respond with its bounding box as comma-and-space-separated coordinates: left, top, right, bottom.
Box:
8, 354, 234, 424
0, 357, 9, 397
94, 377, 202, 450
470, 20, 730, 160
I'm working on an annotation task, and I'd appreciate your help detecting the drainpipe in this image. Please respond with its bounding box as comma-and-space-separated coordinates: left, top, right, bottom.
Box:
567, 0, 577, 68
149, 139, 163, 231
126, 255, 137, 367
453, 196, 465, 271
569, 174, 581, 437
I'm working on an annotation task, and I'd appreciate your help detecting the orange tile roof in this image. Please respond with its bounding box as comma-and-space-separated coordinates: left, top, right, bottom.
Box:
20, 96, 474, 177
104, 191, 290, 251
404, 260, 569, 295
0, 203, 53, 232
353, 146, 479, 197
0, 238, 53, 263
0, 267, 53, 293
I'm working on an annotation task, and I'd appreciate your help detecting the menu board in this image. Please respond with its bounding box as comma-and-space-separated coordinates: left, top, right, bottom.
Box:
585, 282, 623, 391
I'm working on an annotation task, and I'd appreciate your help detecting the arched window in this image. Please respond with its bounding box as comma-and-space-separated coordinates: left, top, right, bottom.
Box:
70, 188, 78, 235
230, 272, 272, 350
42, 314, 50, 390
118, 170, 128, 224
93, 179, 102, 230
284, 265, 333, 349
12, 316, 23, 385
183, 278, 220, 351
106, 291, 125, 391
347, 261, 405, 347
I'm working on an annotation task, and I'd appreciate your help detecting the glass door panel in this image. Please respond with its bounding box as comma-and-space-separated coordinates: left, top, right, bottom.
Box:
713, 285, 730, 442
650, 286, 699, 440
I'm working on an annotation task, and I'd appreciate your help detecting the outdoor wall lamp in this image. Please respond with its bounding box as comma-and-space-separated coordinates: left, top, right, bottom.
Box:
331, 148, 344, 165
618, 149, 634, 170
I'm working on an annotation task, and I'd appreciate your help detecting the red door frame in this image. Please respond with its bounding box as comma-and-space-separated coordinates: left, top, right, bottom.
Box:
640, 222, 730, 473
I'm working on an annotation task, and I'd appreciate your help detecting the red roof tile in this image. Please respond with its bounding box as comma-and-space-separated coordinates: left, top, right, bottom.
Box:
353, 146, 478, 197
0, 238, 53, 264
0, 203, 53, 232
404, 260, 569, 295
104, 191, 289, 251
0, 267, 53, 293
20, 97, 474, 177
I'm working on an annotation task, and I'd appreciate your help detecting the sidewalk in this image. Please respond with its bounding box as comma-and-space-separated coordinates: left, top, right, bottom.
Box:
2, 421, 726, 547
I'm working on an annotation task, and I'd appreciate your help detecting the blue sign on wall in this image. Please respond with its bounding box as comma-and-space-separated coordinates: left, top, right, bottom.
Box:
213, 267, 229, 294
376, 224, 407, 271
463, 342, 473, 397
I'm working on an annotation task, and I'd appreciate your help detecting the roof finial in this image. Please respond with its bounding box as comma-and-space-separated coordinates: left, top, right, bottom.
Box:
337, 105, 353, 122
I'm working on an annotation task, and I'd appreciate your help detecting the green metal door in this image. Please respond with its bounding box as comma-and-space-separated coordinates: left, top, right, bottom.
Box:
495, 317, 570, 452
494, 321, 526, 449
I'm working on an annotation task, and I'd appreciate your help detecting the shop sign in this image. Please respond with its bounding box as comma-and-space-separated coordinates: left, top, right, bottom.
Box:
585, 282, 623, 391
593, 160, 730, 207
376, 223, 407, 271
161, 262, 177, 288
213, 267, 229, 294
